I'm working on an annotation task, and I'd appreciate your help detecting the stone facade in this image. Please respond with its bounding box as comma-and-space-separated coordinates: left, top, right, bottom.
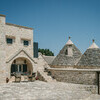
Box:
0, 14, 37, 83
0, 14, 7, 83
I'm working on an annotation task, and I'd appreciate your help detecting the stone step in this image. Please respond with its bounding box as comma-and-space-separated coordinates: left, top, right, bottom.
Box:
37, 58, 57, 82
38, 70, 56, 82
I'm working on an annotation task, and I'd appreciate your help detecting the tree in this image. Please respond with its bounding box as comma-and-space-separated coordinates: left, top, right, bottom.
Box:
38, 48, 54, 56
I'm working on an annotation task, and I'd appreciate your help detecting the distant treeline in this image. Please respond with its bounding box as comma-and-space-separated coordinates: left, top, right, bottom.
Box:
38, 48, 54, 56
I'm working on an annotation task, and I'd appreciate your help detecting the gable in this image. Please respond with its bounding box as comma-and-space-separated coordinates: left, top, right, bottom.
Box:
6, 49, 35, 63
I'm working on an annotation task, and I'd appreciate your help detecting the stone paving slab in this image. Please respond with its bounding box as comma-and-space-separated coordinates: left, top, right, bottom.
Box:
0, 81, 100, 100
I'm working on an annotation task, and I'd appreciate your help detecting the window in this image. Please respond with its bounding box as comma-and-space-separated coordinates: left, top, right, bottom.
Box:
6, 38, 13, 44
11, 64, 16, 73
23, 40, 29, 46
65, 49, 68, 55
21, 38, 30, 46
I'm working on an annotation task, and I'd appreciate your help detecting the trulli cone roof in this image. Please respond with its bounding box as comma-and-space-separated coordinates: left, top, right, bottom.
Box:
52, 37, 82, 66
77, 40, 100, 67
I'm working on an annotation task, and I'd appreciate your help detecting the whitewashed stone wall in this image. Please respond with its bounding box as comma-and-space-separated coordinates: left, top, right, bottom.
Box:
0, 15, 6, 83
0, 14, 36, 83
5, 23, 33, 58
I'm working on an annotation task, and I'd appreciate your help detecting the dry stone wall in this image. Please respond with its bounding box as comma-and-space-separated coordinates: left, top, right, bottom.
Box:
48, 69, 98, 85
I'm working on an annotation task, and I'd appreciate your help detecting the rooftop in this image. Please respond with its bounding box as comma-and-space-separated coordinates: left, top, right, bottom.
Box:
43, 55, 56, 64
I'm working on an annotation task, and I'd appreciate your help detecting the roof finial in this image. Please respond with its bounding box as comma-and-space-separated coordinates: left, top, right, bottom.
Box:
69, 36, 71, 39
92, 39, 95, 43
89, 39, 99, 49
66, 36, 73, 45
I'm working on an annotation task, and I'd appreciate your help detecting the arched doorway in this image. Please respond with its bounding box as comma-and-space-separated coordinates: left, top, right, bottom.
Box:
11, 57, 33, 76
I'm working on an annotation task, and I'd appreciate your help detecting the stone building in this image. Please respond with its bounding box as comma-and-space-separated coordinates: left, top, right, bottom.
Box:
52, 37, 82, 66
47, 39, 100, 91
0, 14, 37, 83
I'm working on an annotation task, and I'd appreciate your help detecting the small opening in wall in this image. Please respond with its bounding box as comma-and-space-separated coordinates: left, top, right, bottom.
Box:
65, 49, 68, 55
24, 60, 26, 64
69, 45, 72, 47
23, 40, 29, 46
14, 60, 16, 64
6, 38, 13, 44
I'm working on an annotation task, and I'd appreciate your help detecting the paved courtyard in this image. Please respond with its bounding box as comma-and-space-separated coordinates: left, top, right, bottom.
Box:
0, 81, 100, 100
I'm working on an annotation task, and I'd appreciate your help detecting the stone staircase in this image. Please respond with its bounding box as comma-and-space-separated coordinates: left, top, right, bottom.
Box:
38, 70, 56, 82
37, 54, 57, 82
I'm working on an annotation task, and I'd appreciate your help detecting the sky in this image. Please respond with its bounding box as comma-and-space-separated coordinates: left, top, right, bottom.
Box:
0, 0, 100, 55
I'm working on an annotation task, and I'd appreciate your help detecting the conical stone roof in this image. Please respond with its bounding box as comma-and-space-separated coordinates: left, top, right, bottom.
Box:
77, 40, 100, 67
52, 37, 82, 66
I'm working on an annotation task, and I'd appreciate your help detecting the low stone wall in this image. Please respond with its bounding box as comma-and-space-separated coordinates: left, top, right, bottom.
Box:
48, 68, 99, 85
50, 65, 100, 69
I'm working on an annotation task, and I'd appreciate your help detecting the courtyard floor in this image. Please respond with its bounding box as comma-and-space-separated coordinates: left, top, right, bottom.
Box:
0, 81, 100, 100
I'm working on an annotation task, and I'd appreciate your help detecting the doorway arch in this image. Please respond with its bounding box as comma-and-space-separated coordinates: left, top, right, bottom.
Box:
11, 57, 33, 76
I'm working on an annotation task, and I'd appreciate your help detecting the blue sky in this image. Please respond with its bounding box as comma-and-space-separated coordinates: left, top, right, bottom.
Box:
0, 0, 100, 55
